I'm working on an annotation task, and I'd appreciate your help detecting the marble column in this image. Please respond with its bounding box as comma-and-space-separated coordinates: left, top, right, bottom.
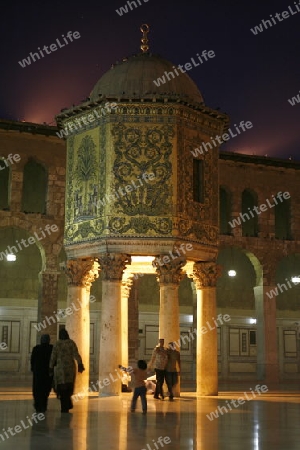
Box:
192, 261, 221, 396
153, 256, 185, 396
98, 253, 131, 396
63, 258, 99, 394
121, 275, 134, 368
255, 284, 279, 383
37, 269, 60, 344
128, 277, 139, 365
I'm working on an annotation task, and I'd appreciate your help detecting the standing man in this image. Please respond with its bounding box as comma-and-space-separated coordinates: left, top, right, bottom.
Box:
165, 342, 181, 401
148, 338, 168, 400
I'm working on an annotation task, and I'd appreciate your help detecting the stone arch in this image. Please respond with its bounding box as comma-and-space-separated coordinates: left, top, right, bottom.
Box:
245, 250, 263, 287
217, 246, 268, 380
0, 226, 43, 300
0, 216, 63, 271
275, 253, 300, 310
216, 246, 262, 309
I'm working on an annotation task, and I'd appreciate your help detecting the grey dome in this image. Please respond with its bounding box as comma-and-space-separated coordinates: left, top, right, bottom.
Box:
90, 53, 203, 104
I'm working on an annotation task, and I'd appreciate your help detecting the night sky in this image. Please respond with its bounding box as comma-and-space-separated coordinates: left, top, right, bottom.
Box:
1, 0, 299, 159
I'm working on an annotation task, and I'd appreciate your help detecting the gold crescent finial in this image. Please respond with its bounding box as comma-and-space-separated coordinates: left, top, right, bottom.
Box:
140, 24, 150, 53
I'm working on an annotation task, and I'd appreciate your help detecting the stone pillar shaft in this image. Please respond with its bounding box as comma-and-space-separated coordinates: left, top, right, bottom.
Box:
193, 261, 221, 396
98, 253, 130, 396
264, 288, 279, 382
191, 282, 197, 382
196, 287, 218, 395
153, 257, 185, 397
101, 280, 122, 394
128, 279, 139, 364
255, 285, 279, 383
121, 276, 133, 368
38, 270, 60, 345
63, 258, 99, 394
159, 284, 180, 344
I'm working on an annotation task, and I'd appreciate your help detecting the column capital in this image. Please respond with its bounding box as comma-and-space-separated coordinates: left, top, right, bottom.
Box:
98, 253, 131, 281
153, 256, 186, 284
121, 275, 134, 298
192, 261, 222, 289
62, 258, 99, 288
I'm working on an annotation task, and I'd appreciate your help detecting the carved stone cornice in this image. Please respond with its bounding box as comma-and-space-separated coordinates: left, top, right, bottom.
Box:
98, 253, 131, 281
153, 256, 186, 285
192, 261, 222, 289
62, 258, 99, 288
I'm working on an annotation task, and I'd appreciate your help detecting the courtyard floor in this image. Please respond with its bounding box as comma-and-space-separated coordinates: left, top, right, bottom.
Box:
0, 383, 300, 449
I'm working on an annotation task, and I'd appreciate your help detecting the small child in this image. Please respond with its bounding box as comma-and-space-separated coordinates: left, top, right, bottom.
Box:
119, 360, 148, 414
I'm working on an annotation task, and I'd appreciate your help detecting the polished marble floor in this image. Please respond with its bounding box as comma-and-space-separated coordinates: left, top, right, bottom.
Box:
0, 384, 300, 449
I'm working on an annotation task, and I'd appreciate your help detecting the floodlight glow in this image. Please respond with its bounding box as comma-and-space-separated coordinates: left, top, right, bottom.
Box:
291, 276, 300, 284
228, 270, 236, 277
131, 256, 155, 263
6, 254, 16, 261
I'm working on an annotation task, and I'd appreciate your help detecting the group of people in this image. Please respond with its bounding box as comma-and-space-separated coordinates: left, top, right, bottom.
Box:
148, 338, 181, 401
120, 338, 181, 414
31, 329, 84, 414
31, 332, 179, 416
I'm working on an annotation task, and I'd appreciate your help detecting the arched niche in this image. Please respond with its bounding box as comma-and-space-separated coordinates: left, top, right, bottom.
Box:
22, 159, 47, 214
242, 189, 258, 237
219, 186, 232, 235
216, 247, 259, 310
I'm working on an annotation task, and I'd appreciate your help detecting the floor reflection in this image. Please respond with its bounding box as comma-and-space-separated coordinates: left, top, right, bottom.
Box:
0, 389, 300, 449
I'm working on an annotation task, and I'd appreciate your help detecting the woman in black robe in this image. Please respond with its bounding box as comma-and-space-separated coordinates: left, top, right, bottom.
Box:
31, 334, 53, 413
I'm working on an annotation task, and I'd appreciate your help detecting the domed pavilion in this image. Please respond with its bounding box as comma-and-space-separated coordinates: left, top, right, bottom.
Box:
56, 25, 228, 396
